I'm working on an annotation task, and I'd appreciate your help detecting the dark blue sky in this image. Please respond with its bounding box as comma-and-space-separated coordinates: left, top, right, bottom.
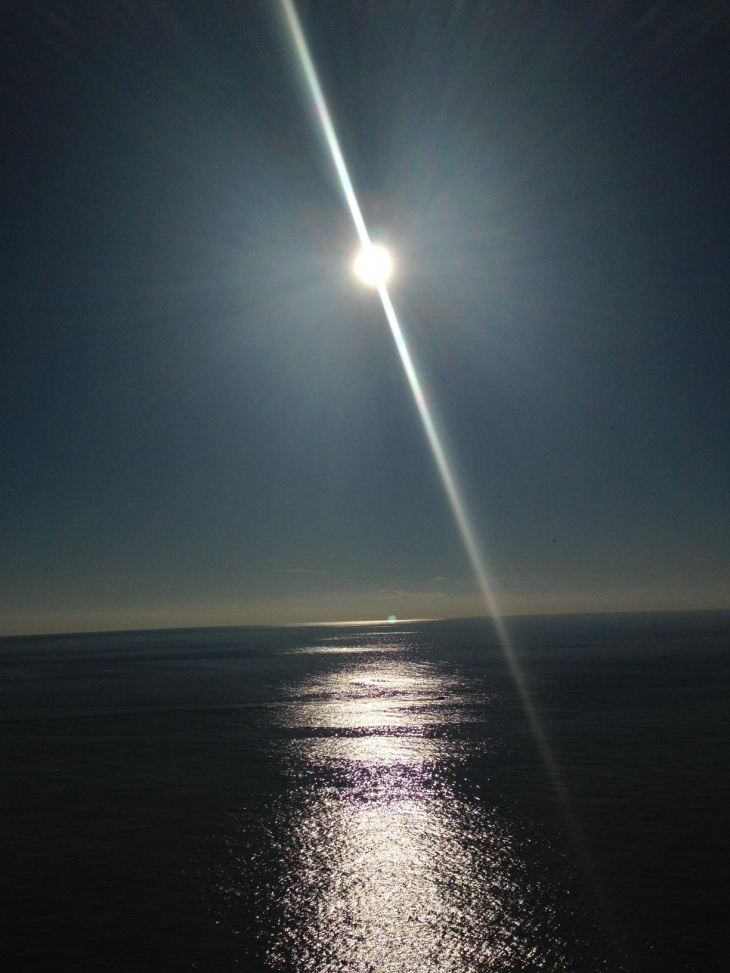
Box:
2, 1, 729, 634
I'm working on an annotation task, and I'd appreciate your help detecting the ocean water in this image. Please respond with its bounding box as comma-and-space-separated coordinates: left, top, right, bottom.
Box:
1, 612, 728, 972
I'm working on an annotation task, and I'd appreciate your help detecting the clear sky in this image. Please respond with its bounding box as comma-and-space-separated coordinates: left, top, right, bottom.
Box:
2, 1, 729, 635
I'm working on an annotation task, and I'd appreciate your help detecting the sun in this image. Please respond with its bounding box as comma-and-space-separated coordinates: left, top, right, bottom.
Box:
353, 244, 393, 287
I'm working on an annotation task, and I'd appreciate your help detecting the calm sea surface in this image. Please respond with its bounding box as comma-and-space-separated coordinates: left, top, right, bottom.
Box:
2, 612, 728, 971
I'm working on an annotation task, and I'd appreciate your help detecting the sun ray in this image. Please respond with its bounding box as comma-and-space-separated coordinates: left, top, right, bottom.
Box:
277, 0, 586, 850
279, 0, 370, 249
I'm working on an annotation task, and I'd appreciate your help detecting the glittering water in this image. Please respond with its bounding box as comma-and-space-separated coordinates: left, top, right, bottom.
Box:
2, 614, 728, 971
233, 655, 588, 972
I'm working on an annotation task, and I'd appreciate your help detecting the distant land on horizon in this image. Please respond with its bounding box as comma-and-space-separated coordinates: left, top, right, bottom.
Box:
3, 604, 729, 641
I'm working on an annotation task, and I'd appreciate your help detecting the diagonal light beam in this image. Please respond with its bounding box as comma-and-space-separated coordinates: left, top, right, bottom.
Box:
278, 0, 582, 838
280, 0, 370, 249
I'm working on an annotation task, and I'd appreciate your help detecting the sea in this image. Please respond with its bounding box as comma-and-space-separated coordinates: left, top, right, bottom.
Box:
1, 611, 728, 972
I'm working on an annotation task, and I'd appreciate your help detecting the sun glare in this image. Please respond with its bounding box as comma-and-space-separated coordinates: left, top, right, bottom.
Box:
354, 244, 393, 287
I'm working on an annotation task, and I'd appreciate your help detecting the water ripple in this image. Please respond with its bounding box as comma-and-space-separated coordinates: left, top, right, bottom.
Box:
210, 653, 607, 971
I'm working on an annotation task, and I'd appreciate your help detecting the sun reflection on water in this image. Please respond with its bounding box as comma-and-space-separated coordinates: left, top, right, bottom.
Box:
276, 660, 470, 733
270, 785, 540, 973
208, 648, 601, 972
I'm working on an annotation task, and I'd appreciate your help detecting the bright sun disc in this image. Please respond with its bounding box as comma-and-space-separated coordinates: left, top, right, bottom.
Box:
354, 244, 392, 287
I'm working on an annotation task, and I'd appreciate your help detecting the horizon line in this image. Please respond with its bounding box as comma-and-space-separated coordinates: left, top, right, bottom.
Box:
2, 605, 729, 641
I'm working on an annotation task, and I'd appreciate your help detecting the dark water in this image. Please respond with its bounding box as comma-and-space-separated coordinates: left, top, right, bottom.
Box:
1, 612, 728, 971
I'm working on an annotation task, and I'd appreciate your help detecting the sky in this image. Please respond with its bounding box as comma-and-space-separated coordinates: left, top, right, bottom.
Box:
2, 0, 729, 636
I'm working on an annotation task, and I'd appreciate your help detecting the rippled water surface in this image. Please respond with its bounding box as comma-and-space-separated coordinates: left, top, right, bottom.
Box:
2, 613, 728, 971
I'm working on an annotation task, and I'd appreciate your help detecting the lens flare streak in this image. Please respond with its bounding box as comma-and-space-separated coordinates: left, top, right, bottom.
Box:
279, 0, 370, 249
278, 0, 579, 835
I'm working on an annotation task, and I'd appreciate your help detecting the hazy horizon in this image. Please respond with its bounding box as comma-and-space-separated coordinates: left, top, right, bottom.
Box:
3, 595, 729, 639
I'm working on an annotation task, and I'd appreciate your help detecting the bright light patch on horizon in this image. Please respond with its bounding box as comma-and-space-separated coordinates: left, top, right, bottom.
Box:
354, 244, 393, 287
